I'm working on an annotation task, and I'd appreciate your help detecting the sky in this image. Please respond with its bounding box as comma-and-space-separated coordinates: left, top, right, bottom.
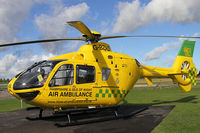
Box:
0, 0, 200, 78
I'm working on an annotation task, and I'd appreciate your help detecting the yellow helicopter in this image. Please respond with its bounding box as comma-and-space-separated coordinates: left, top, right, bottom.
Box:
3, 21, 198, 121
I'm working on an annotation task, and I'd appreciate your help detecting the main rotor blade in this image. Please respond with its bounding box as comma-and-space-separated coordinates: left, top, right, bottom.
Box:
100, 35, 200, 40
67, 21, 94, 40
0, 38, 83, 47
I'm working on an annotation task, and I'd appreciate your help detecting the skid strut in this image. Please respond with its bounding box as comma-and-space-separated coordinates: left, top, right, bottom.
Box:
114, 110, 118, 117
26, 107, 44, 120
67, 114, 71, 124
39, 109, 43, 119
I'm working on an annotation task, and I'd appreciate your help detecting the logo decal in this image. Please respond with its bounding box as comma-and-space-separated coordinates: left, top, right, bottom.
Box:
184, 47, 192, 57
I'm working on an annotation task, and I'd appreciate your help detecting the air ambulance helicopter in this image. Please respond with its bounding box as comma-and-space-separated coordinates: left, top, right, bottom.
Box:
2, 21, 198, 125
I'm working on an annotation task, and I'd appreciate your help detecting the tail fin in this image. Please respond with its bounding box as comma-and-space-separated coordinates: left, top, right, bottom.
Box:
171, 40, 197, 92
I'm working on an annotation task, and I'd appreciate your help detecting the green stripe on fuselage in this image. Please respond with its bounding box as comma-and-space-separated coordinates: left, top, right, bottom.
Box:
178, 40, 195, 57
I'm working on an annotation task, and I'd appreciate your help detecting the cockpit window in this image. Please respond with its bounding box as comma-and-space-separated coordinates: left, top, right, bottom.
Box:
49, 64, 74, 87
13, 60, 65, 90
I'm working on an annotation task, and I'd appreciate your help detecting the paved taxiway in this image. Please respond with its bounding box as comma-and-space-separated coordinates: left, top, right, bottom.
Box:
0, 106, 174, 133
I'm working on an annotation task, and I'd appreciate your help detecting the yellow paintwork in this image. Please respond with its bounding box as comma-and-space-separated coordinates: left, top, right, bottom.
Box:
91, 31, 101, 35
144, 77, 153, 86
8, 41, 197, 110
140, 55, 197, 92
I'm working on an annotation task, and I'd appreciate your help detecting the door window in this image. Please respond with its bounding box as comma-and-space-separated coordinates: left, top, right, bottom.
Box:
76, 65, 95, 84
49, 64, 74, 87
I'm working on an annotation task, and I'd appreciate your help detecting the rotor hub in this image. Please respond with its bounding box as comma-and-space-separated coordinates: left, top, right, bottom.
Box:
82, 31, 101, 43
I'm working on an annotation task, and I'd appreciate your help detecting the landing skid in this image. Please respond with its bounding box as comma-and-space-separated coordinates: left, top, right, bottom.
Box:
55, 105, 148, 127
25, 105, 148, 126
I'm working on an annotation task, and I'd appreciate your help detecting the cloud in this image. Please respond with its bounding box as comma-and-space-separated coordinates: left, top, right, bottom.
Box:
34, 2, 89, 53
144, 32, 199, 61
100, 21, 111, 35
0, 0, 34, 51
0, 1, 89, 78
0, 54, 17, 73
113, 0, 200, 33
162, 56, 176, 67
144, 41, 182, 61
0, 53, 55, 78
66, 41, 81, 52
0, 1, 90, 78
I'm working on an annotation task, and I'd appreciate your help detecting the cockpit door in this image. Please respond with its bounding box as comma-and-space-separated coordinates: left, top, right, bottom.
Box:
73, 64, 97, 103
44, 63, 75, 105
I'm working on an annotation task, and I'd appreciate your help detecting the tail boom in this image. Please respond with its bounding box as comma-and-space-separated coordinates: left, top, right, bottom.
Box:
139, 40, 197, 92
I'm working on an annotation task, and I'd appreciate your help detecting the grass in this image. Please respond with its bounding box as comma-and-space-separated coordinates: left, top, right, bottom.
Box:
0, 99, 31, 113
126, 87, 200, 133
1, 78, 200, 132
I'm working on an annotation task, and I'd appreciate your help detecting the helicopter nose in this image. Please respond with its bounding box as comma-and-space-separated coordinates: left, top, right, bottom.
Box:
8, 79, 40, 101
8, 79, 21, 99
16, 91, 40, 101
8, 83, 14, 95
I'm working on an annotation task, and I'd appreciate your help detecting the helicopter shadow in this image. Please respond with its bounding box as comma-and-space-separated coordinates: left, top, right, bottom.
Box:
124, 95, 199, 106
24, 95, 198, 129
26, 95, 198, 123
26, 105, 147, 125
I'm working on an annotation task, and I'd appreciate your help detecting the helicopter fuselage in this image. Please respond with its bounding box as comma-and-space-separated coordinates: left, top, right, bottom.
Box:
8, 42, 140, 110
5, 21, 197, 112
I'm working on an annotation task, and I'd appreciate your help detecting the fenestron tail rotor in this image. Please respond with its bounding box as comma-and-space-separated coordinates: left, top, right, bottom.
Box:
1, 20, 200, 47
181, 61, 190, 81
